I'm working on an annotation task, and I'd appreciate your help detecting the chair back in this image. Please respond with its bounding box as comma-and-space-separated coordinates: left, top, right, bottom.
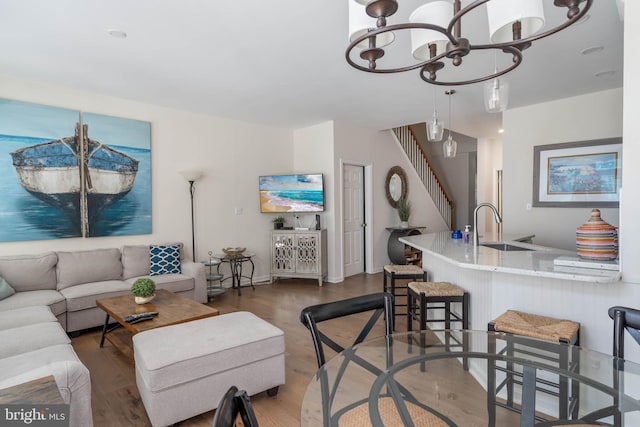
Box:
212, 385, 259, 427
608, 306, 640, 358
300, 292, 393, 368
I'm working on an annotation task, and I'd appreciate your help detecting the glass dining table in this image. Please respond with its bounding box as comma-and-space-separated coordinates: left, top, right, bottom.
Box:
300, 330, 640, 427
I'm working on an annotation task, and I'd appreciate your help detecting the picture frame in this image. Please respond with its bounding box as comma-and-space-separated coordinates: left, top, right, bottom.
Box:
532, 137, 622, 207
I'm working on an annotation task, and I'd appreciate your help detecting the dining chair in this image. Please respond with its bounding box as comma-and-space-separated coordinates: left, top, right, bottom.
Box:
569, 306, 640, 427
300, 293, 458, 426
211, 385, 259, 427
300, 292, 394, 368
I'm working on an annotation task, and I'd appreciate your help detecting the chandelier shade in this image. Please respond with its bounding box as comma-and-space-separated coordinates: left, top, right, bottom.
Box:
409, 1, 452, 60
349, 0, 395, 49
487, 0, 545, 44
345, 0, 593, 86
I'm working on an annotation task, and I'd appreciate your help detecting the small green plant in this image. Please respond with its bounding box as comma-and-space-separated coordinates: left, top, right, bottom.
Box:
272, 216, 285, 223
397, 197, 411, 222
131, 278, 156, 297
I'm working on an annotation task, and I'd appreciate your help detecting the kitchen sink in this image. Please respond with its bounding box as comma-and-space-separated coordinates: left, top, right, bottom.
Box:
480, 243, 534, 252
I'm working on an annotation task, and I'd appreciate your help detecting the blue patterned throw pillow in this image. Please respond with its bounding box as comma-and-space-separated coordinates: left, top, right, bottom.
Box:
149, 244, 182, 276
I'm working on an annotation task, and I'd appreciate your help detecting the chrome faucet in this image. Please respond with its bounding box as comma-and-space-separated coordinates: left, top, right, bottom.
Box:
473, 203, 502, 246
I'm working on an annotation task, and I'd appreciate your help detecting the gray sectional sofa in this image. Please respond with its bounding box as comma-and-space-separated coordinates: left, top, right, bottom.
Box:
0, 244, 207, 332
0, 243, 207, 427
0, 306, 93, 427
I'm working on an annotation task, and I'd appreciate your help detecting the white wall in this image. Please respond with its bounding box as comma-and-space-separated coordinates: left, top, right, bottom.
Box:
0, 74, 293, 283
621, 0, 640, 283
292, 122, 337, 280
333, 122, 448, 278
476, 137, 503, 236
502, 88, 622, 250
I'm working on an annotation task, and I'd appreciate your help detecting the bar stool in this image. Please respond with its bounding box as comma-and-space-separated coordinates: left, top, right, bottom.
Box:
406, 281, 470, 370
383, 264, 426, 328
487, 310, 581, 424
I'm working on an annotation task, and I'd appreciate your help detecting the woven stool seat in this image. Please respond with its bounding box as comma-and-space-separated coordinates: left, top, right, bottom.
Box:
492, 310, 580, 343
487, 310, 581, 425
384, 264, 424, 275
408, 281, 464, 297
383, 264, 427, 329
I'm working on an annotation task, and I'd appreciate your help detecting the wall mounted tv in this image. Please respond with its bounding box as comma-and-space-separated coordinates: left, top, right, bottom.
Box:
259, 174, 325, 213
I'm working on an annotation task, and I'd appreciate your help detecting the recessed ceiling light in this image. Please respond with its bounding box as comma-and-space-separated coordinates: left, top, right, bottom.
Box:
581, 46, 604, 55
107, 29, 127, 39
498, 128, 504, 134
595, 70, 616, 78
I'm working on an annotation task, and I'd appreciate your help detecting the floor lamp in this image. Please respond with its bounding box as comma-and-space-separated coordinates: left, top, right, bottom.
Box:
179, 170, 203, 262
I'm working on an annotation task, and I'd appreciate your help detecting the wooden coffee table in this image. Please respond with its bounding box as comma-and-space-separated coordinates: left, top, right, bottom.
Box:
96, 289, 219, 359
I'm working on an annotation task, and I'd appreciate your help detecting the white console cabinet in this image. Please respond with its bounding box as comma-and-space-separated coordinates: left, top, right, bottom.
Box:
271, 229, 327, 286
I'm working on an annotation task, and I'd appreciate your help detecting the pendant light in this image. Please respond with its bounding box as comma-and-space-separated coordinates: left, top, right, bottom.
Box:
427, 85, 444, 142
484, 52, 509, 113
443, 90, 457, 158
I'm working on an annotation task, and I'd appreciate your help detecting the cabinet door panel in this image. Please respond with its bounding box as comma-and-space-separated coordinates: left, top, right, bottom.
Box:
272, 234, 296, 273
295, 234, 320, 274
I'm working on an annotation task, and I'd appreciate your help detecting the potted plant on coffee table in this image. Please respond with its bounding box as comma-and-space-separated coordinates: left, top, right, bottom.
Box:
131, 278, 156, 304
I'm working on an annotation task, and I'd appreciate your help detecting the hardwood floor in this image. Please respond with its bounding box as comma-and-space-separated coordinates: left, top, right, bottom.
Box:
72, 272, 396, 426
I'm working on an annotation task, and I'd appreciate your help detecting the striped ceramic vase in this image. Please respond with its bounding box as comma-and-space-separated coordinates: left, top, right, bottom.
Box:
576, 209, 618, 260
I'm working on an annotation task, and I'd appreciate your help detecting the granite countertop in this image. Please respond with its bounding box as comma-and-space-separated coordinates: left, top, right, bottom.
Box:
400, 231, 621, 283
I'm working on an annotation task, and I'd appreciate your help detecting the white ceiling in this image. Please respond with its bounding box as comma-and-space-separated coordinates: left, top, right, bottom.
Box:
0, 1, 624, 139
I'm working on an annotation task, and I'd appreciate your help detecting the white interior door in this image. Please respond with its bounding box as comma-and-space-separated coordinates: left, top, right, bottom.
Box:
343, 164, 365, 277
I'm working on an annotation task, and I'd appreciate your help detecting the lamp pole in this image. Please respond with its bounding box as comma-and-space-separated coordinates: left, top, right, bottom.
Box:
188, 180, 196, 262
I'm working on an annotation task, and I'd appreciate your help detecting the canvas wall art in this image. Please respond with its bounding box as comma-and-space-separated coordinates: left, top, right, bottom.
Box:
0, 98, 151, 242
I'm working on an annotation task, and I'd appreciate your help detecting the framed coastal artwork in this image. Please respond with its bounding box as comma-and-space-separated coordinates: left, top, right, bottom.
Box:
0, 98, 151, 242
532, 137, 622, 208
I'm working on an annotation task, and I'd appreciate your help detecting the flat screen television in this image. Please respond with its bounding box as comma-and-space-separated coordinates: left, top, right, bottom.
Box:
259, 173, 324, 213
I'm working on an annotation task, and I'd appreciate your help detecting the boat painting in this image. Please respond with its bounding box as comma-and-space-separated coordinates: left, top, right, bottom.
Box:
10, 124, 139, 234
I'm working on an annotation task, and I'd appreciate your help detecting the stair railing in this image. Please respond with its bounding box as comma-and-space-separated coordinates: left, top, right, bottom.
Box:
392, 126, 454, 229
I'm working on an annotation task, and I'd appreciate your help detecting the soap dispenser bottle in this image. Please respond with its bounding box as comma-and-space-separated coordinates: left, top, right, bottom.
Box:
463, 225, 471, 244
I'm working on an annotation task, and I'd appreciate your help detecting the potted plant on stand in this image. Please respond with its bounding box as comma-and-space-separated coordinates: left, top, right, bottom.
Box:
131, 278, 156, 304
397, 197, 411, 228
273, 216, 285, 230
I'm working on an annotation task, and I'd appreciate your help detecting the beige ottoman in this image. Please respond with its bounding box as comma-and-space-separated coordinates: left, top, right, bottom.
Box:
133, 311, 285, 427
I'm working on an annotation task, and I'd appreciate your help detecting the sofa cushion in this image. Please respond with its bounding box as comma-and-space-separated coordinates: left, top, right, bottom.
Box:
0, 252, 58, 292
122, 245, 151, 279
0, 276, 15, 300
149, 244, 182, 276
126, 274, 194, 294
0, 306, 57, 331
0, 290, 66, 316
0, 322, 70, 359
57, 248, 123, 290
59, 280, 131, 312
133, 311, 285, 392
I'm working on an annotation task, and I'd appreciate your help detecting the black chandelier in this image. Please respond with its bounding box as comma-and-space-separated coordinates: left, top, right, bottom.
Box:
346, 0, 593, 86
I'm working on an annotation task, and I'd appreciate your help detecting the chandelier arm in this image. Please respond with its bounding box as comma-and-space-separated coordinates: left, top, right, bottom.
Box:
420, 47, 522, 86
446, 0, 491, 38
346, 23, 453, 74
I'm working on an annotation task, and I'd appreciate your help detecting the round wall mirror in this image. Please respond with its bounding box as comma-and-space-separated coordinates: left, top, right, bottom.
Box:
385, 166, 408, 208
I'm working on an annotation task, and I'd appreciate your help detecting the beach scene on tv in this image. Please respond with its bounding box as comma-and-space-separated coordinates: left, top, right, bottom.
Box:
260, 174, 324, 213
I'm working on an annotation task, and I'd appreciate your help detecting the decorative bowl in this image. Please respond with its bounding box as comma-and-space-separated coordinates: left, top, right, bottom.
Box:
222, 247, 246, 258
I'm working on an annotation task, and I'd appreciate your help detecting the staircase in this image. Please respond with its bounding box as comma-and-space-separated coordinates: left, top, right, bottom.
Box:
392, 125, 454, 230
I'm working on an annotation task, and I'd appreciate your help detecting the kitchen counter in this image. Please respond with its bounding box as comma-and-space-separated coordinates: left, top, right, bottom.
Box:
400, 231, 621, 283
